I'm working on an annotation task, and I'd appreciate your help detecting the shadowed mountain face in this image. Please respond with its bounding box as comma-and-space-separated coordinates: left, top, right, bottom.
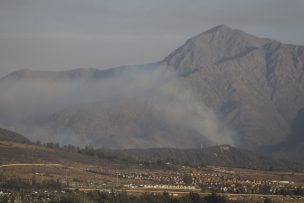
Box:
265, 108, 304, 163
0, 25, 304, 161
290, 108, 304, 143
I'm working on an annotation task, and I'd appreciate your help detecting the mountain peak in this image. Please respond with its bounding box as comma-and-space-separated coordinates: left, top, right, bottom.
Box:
164, 25, 269, 71
199, 24, 262, 43
205, 24, 233, 33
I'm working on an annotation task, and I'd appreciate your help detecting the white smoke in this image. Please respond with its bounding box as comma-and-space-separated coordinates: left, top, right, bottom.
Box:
0, 65, 236, 147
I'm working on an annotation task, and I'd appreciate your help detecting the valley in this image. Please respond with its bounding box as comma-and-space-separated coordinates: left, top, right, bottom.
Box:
0, 133, 304, 202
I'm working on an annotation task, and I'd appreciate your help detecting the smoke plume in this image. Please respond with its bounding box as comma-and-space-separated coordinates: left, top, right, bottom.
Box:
0, 65, 236, 147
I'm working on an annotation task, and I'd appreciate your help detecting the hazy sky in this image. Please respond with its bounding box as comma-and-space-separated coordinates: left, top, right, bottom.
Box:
0, 0, 304, 77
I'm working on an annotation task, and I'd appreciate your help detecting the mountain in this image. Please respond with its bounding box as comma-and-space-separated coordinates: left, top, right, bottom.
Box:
0, 25, 304, 162
162, 25, 304, 150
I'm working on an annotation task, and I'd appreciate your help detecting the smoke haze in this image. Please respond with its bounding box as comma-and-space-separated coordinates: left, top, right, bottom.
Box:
0, 65, 236, 148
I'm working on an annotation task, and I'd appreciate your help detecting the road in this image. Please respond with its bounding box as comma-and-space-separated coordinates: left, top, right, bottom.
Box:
0, 163, 63, 168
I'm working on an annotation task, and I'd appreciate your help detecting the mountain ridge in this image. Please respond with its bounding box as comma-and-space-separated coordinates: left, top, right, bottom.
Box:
1, 25, 304, 162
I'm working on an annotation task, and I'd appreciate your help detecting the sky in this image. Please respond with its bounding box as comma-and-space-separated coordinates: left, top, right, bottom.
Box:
0, 0, 304, 77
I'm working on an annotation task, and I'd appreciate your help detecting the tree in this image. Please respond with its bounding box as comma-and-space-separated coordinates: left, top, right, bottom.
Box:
264, 198, 273, 203
204, 193, 228, 203
189, 192, 203, 203
183, 175, 193, 185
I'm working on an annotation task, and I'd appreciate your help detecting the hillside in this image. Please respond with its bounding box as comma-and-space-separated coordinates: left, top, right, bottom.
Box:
0, 127, 30, 143
122, 145, 303, 171
0, 137, 302, 172
0, 140, 102, 166
0, 128, 300, 171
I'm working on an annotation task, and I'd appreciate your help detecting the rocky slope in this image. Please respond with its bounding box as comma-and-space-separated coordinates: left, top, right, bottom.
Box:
162, 25, 304, 149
